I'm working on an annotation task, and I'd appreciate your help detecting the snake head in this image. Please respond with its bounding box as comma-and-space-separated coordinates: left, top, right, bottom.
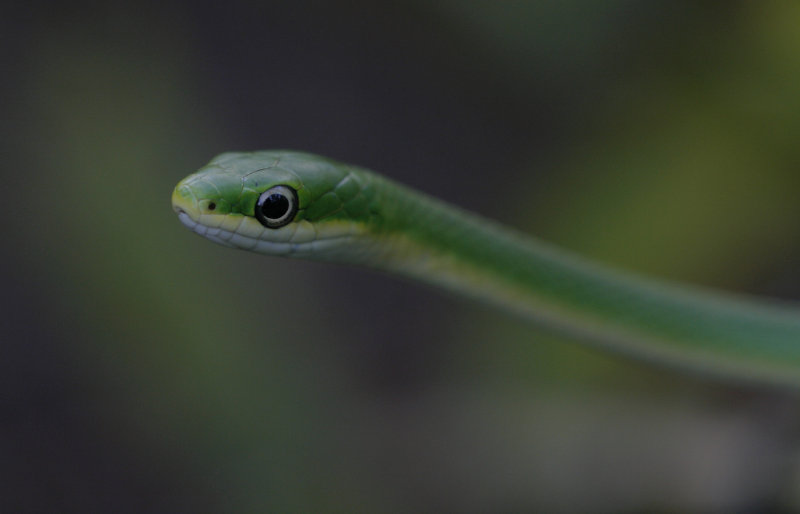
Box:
172, 151, 378, 258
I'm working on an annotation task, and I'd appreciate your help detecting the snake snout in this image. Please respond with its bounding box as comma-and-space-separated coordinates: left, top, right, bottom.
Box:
171, 183, 200, 220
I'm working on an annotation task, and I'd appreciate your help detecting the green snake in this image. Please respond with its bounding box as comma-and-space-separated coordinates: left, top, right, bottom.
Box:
172, 151, 800, 388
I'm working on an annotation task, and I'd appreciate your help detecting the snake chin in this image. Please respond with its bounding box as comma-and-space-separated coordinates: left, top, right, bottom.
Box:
176, 210, 237, 248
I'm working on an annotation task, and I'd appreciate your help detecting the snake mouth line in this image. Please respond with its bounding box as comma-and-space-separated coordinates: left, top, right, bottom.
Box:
177, 210, 361, 257
176, 210, 237, 248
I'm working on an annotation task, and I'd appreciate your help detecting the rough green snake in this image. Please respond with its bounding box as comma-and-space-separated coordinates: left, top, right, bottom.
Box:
172, 151, 800, 388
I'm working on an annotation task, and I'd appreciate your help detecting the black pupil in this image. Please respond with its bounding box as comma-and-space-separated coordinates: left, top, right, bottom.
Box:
261, 193, 289, 219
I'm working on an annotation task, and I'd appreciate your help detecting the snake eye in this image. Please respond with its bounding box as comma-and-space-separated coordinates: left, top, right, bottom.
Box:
255, 185, 298, 228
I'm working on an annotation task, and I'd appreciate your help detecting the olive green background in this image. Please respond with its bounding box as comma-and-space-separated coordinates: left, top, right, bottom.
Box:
4, 2, 800, 512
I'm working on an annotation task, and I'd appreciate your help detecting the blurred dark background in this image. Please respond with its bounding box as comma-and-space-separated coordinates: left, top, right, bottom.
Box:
3, 1, 800, 512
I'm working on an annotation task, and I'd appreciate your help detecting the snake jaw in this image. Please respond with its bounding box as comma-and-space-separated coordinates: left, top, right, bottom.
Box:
172, 182, 237, 248
174, 208, 237, 249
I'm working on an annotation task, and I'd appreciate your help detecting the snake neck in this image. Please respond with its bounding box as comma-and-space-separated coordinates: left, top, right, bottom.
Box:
362, 172, 800, 388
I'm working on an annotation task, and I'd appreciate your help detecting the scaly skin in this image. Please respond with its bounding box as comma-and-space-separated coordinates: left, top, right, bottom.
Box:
173, 151, 800, 388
